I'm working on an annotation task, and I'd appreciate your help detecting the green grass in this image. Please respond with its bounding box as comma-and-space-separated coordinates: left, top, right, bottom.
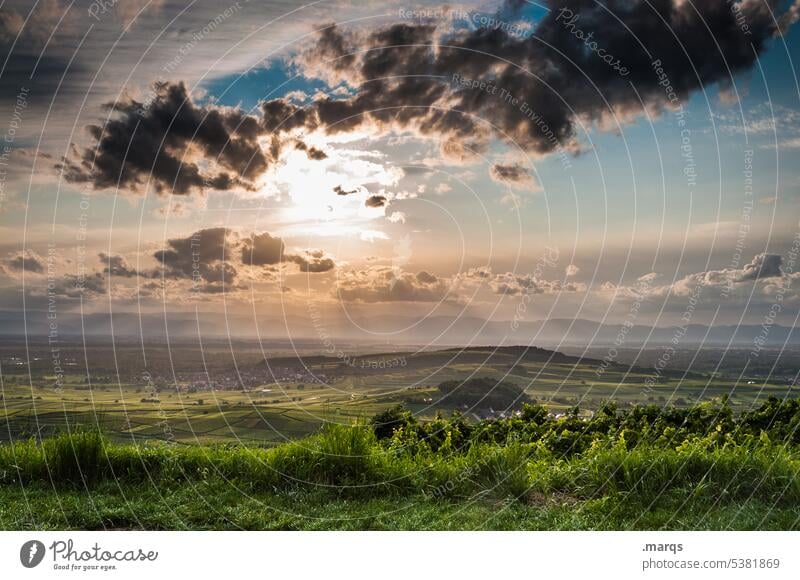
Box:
4, 482, 799, 530
2, 413, 800, 530
3, 351, 795, 446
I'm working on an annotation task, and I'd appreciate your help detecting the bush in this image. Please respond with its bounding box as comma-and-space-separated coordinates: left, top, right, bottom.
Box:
3, 399, 800, 510
370, 405, 416, 440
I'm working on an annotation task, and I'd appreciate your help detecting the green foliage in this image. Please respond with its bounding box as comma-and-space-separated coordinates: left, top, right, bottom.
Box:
0, 429, 107, 485
370, 405, 417, 440
531, 437, 800, 506
2, 397, 800, 530
436, 377, 529, 410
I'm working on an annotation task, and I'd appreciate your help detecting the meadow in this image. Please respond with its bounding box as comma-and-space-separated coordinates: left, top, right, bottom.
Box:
1, 397, 800, 530
1, 345, 795, 445
3, 344, 798, 530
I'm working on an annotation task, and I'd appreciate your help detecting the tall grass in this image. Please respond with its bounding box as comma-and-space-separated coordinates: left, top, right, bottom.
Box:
0, 429, 107, 485
530, 439, 800, 505
2, 425, 799, 507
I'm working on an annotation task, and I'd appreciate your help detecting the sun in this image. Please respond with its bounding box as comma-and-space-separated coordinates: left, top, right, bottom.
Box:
268, 141, 401, 236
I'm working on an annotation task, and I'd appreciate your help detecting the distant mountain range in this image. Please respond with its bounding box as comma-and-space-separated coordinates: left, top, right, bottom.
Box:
1, 309, 796, 349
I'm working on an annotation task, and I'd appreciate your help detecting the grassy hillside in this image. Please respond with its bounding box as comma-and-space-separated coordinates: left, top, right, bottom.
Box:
2, 345, 796, 446
2, 398, 800, 530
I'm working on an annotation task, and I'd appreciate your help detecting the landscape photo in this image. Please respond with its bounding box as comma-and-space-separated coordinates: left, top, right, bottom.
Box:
2, 0, 800, 531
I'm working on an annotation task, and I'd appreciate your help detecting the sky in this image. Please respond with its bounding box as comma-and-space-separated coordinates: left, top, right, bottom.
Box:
1, 0, 800, 345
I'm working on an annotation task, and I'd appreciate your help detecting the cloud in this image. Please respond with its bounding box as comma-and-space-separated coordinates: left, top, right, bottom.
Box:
333, 184, 364, 195
43, 1, 800, 200
738, 253, 783, 281
113, 0, 166, 27
489, 272, 586, 295
154, 227, 239, 283
416, 270, 437, 284
605, 254, 790, 302
2, 250, 44, 275
489, 163, 538, 189
28, 272, 106, 299
291, 22, 359, 86
241, 232, 285, 266
58, 82, 271, 195
106, 228, 340, 293
287, 249, 335, 273
335, 266, 450, 302
387, 211, 406, 223
0, 1, 81, 105
365, 194, 387, 208
282, 1, 799, 160
294, 139, 328, 160
239, 232, 335, 272
565, 264, 580, 277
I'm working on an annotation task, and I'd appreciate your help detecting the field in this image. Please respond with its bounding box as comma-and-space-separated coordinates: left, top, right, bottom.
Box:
2, 397, 800, 530
1, 344, 796, 445
3, 342, 799, 530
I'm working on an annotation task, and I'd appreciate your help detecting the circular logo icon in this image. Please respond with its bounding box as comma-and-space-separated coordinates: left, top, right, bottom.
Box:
20, 540, 45, 568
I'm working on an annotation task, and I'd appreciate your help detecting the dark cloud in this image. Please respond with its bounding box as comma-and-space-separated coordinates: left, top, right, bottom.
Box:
416, 270, 437, 284
288, 249, 335, 273
738, 253, 783, 281
294, 140, 328, 160
335, 267, 449, 302
99, 252, 141, 278
261, 97, 318, 133
489, 162, 536, 188
0, 1, 82, 105
291, 23, 358, 86
241, 232, 285, 266
56, 1, 800, 199
2, 250, 44, 274
33, 273, 106, 299
334, 184, 362, 195
154, 227, 239, 284
239, 233, 334, 272
282, 1, 800, 158
152, 228, 335, 285
58, 82, 269, 195
365, 194, 387, 208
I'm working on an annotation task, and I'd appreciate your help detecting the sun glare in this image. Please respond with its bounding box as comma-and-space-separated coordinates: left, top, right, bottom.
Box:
272, 143, 401, 236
